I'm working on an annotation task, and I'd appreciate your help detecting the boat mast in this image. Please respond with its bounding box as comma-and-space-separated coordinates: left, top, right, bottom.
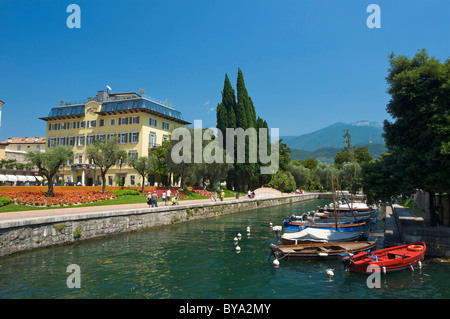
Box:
332, 176, 337, 230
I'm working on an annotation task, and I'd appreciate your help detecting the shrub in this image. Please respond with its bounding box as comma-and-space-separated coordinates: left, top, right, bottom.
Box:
0, 196, 12, 207
111, 189, 140, 196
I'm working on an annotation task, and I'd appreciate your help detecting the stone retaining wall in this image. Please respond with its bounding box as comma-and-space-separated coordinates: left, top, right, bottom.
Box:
0, 193, 321, 257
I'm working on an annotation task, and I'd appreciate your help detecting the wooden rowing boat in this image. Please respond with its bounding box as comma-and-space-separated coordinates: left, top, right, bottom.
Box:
340, 242, 426, 273
269, 240, 378, 261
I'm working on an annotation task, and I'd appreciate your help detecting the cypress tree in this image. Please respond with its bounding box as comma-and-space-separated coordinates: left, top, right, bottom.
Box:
235, 68, 249, 129
216, 102, 228, 135
222, 74, 237, 129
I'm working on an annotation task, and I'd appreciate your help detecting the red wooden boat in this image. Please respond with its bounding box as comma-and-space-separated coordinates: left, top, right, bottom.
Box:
340, 243, 426, 274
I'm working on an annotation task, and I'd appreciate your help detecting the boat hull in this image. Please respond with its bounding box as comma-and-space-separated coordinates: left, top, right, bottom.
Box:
340, 243, 426, 274
270, 240, 378, 261
281, 226, 369, 244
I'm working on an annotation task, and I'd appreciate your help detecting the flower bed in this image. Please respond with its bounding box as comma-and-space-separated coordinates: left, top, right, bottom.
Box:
191, 189, 214, 197
0, 191, 116, 207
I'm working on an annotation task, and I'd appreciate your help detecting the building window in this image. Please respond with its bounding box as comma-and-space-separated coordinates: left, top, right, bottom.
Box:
87, 120, 96, 128
149, 118, 157, 127
128, 151, 138, 160
107, 132, 116, 141
77, 135, 85, 146
108, 176, 113, 186
17, 145, 21, 151
58, 136, 66, 146
67, 121, 76, 130
130, 116, 139, 124
49, 123, 57, 131
48, 137, 56, 147
119, 117, 128, 125
149, 132, 157, 147
67, 136, 75, 146
130, 175, 136, 186
162, 121, 169, 130
77, 121, 85, 129
58, 123, 66, 130
37, 145, 41, 150
162, 134, 168, 141
119, 132, 128, 144
97, 133, 105, 141
77, 154, 83, 164
110, 118, 116, 126
86, 134, 95, 145
130, 132, 139, 143
99, 119, 105, 127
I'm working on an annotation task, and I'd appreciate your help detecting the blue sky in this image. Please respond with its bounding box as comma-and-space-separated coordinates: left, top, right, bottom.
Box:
0, 0, 449, 141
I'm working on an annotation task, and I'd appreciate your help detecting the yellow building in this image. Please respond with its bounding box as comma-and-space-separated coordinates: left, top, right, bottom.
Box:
40, 90, 190, 186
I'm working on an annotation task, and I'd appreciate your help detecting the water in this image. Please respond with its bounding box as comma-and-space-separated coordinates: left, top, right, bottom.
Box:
0, 199, 449, 299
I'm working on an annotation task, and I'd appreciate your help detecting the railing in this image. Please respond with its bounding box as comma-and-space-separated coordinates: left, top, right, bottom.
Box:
58, 94, 176, 110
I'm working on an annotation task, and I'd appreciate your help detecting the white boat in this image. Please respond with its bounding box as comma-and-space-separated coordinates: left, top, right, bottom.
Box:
325, 200, 371, 212
281, 226, 368, 245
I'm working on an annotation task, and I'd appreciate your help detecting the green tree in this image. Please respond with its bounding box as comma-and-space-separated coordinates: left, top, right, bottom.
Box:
86, 137, 127, 194
129, 156, 153, 193
287, 162, 310, 189
299, 158, 318, 170
267, 170, 296, 193
25, 146, 73, 197
354, 146, 373, 164
278, 139, 291, 172
382, 49, 450, 225
312, 163, 338, 191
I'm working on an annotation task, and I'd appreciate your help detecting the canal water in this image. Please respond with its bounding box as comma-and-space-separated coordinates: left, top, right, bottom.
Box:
0, 199, 449, 299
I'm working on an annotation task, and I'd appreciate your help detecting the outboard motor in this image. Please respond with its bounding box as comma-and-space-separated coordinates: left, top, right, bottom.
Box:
284, 218, 290, 228
339, 252, 352, 271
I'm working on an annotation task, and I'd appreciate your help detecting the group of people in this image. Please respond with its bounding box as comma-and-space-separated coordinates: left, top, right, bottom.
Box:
146, 189, 180, 208
210, 189, 225, 202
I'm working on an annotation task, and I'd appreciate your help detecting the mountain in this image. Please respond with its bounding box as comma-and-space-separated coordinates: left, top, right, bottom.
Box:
290, 143, 387, 164
282, 121, 387, 164
281, 121, 384, 151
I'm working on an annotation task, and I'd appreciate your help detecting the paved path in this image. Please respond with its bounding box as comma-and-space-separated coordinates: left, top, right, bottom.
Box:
0, 196, 257, 223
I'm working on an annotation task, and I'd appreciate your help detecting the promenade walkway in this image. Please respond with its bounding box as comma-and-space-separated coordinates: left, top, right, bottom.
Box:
0, 196, 252, 223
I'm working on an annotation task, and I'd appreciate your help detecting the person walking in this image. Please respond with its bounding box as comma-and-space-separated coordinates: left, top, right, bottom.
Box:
174, 190, 179, 205
214, 191, 217, 202
167, 188, 171, 203
220, 189, 224, 201
151, 191, 158, 207
146, 192, 152, 208
162, 191, 167, 206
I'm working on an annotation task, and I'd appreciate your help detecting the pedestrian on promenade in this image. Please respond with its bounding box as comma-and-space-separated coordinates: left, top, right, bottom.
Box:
174, 191, 179, 205
162, 191, 167, 206
151, 191, 158, 207
220, 189, 224, 201
146, 192, 152, 208
167, 189, 171, 202
214, 191, 217, 202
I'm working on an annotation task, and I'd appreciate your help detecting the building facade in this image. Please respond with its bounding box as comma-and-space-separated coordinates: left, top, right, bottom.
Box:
40, 90, 190, 187
0, 137, 46, 163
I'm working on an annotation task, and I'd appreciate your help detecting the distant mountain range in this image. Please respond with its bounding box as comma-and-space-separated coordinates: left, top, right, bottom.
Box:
281, 121, 387, 164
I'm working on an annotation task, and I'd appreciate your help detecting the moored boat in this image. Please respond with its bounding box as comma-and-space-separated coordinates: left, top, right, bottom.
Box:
281, 226, 369, 244
339, 242, 426, 274
284, 219, 368, 232
269, 240, 378, 261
